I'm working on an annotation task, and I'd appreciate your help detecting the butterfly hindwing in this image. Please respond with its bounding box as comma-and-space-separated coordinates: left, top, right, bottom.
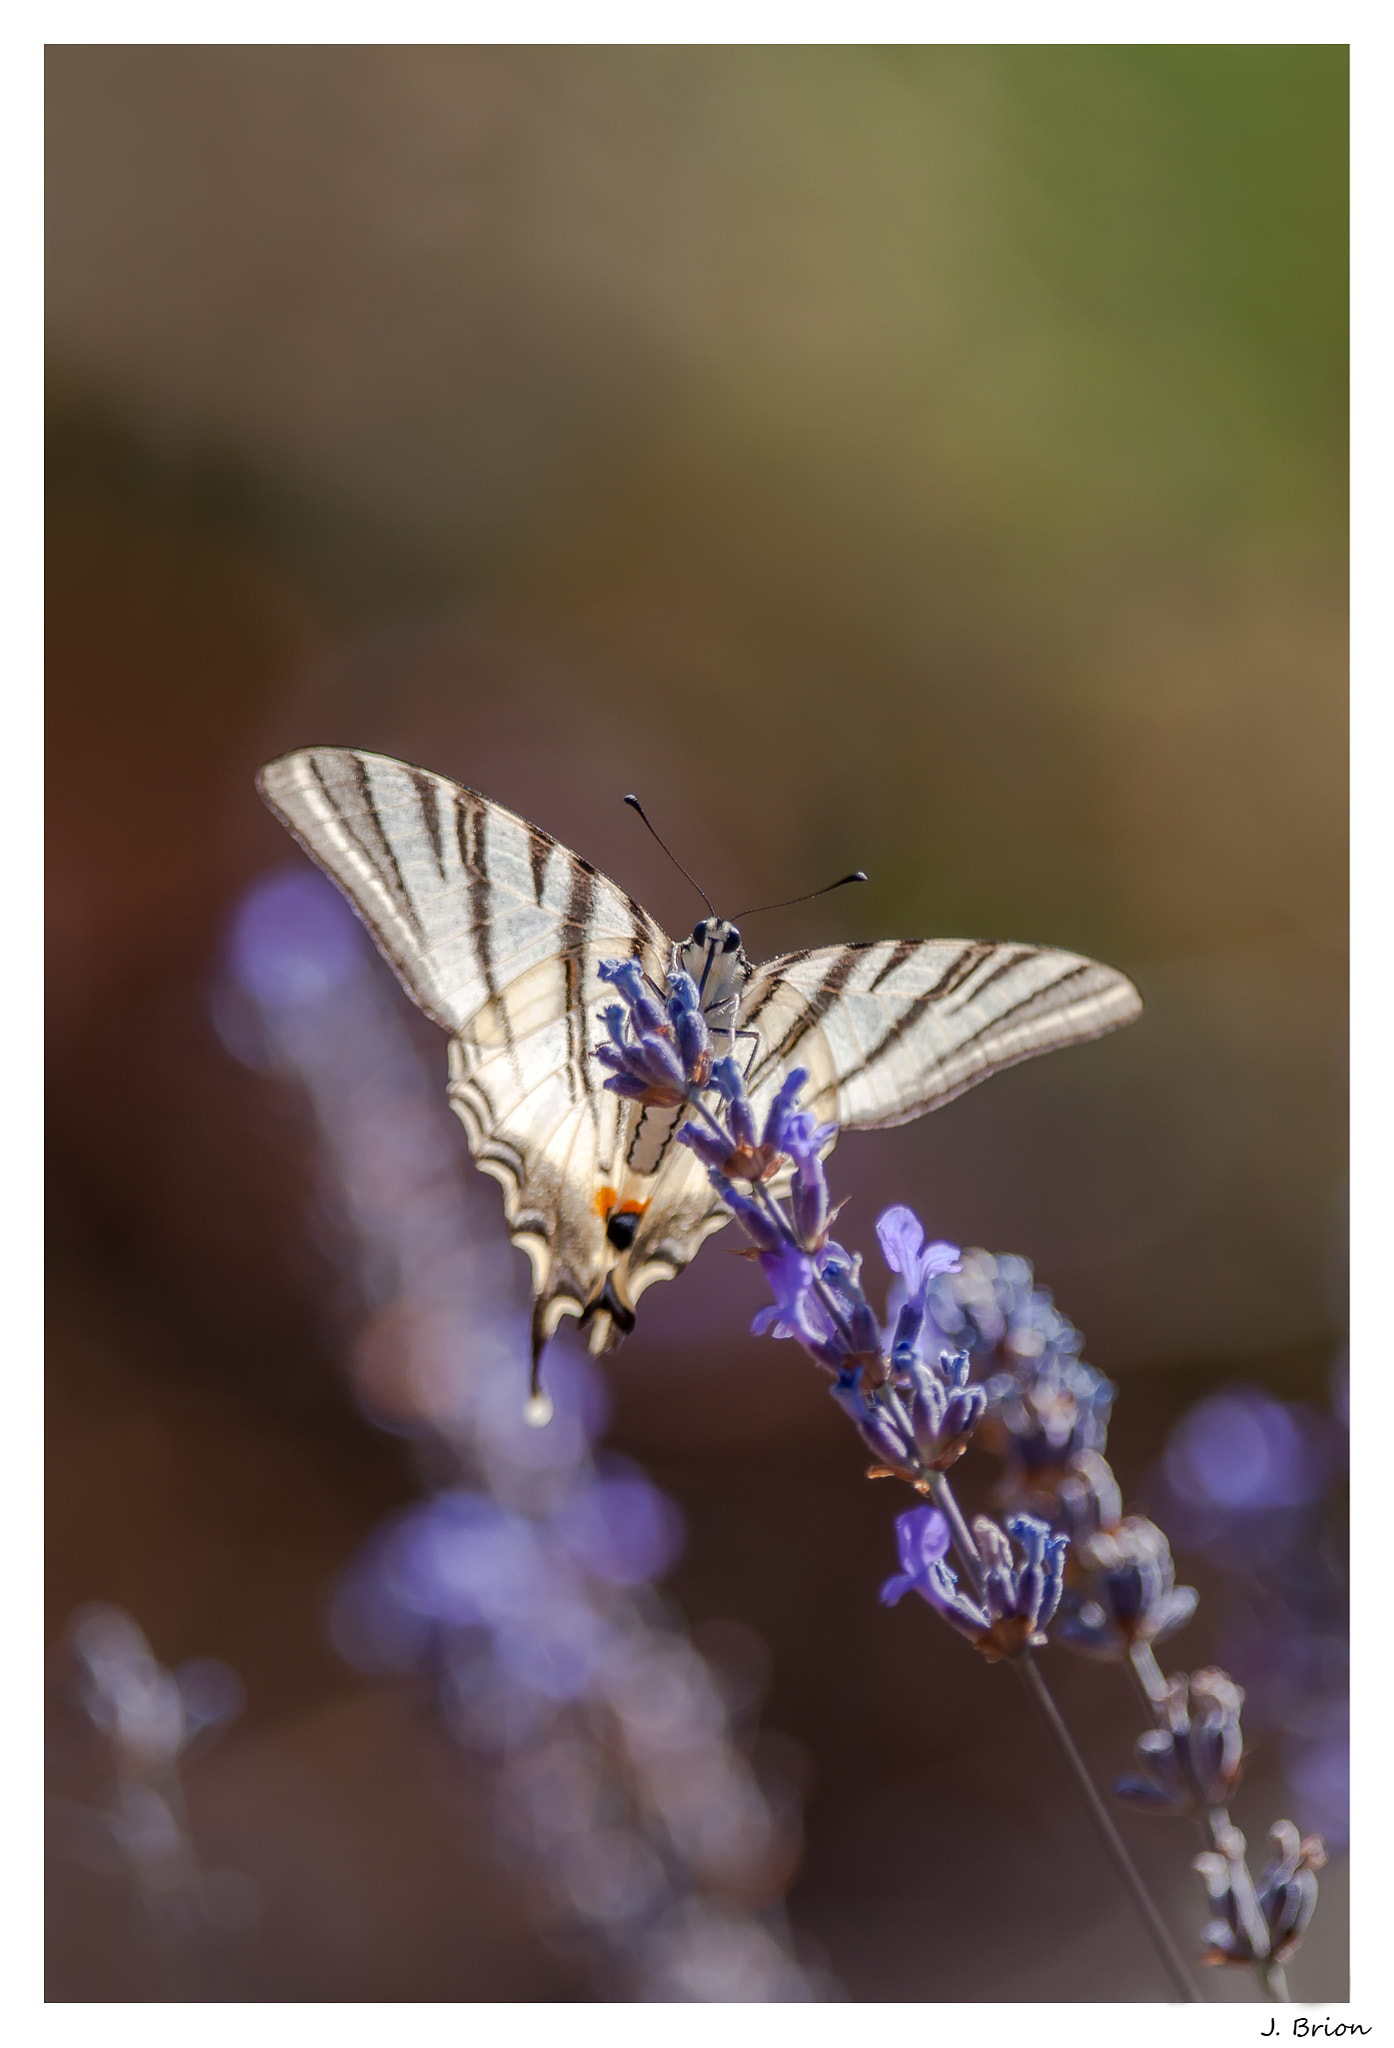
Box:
741, 938, 1142, 1130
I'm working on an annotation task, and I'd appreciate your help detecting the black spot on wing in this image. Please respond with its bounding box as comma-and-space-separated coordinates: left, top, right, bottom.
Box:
606, 1209, 641, 1251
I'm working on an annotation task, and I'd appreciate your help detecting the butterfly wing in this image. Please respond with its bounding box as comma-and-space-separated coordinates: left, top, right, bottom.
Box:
739, 938, 1142, 1130
257, 747, 695, 1362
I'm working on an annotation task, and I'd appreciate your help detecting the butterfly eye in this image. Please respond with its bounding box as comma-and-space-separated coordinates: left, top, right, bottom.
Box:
724, 927, 742, 953
692, 920, 708, 946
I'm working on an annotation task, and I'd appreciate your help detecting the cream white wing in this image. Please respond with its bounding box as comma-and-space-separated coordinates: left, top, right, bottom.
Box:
740, 937, 1142, 1130
258, 747, 687, 1362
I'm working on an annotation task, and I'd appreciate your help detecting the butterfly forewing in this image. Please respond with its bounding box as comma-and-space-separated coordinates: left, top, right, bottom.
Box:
256, 749, 668, 1033
741, 938, 1142, 1131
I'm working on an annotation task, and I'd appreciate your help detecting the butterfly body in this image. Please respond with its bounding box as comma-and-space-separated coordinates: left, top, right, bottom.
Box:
256, 747, 1142, 1371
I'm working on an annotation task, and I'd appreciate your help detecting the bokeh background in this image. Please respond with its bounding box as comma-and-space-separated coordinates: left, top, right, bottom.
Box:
46, 45, 1348, 2003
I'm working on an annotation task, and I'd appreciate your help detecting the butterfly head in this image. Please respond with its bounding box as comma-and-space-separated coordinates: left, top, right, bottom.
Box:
688, 916, 743, 958
677, 917, 749, 1017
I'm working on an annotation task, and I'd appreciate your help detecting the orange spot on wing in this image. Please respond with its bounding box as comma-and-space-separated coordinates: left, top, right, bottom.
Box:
595, 1185, 619, 1218
616, 1200, 649, 1217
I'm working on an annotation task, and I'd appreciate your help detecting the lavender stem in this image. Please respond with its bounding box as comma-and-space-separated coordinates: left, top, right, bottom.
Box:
927, 1472, 1201, 2004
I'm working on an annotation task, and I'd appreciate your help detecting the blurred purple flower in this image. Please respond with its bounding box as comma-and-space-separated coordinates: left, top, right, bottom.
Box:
1164, 1390, 1329, 1512
228, 868, 365, 1011
1054, 1516, 1198, 1661
554, 1466, 685, 1587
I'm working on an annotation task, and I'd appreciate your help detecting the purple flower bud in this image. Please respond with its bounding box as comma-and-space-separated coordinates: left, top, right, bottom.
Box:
760, 1067, 808, 1148
1056, 1516, 1198, 1662
903, 1350, 985, 1470
597, 957, 666, 1037
890, 1512, 1066, 1661
1114, 1668, 1246, 1817
675, 1119, 733, 1171
711, 1057, 758, 1150
633, 1030, 686, 1092
830, 1372, 919, 1475
791, 1147, 830, 1250
752, 1243, 846, 1369
666, 971, 710, 1080
600, 1073, 652, 1101
714, 1180, 785, 1256
819, 1251, 883, 1361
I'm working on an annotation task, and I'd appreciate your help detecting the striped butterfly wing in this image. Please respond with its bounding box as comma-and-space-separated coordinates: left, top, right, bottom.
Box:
257, 747, 698, 1362
740, 937, 1142, 1132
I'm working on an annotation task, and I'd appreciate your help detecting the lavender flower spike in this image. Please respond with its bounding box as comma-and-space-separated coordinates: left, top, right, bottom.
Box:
901, 1348, 988, 1471
1054, 1516, 1198, 1662
880, 1507, 1066, 1664
1194, 1821, 1327, 1967
1114, 1668, 1245, 1817
830, 1368, 921, 1476
594, 958, 698, 1105
677, 1057, 827, 1186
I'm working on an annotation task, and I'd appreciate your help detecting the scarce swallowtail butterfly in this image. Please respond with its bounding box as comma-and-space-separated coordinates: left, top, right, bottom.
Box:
257, 747, 1141, 1382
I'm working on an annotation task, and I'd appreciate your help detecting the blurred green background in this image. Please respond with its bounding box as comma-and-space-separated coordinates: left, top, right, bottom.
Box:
46, 45, 1347, 2002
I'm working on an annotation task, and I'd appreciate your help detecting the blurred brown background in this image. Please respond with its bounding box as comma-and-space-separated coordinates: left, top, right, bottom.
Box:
46, 45, 1347, 2002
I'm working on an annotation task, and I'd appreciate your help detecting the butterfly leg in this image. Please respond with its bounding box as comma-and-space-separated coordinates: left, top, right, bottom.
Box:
734, 1028, 761, 1079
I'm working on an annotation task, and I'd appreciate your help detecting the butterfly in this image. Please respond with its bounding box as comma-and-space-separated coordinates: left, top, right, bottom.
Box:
257, 747, 1142, 1380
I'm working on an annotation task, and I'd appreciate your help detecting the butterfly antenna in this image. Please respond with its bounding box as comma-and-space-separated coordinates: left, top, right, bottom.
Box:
733, 871, 868, 921
623, 795, 716, 915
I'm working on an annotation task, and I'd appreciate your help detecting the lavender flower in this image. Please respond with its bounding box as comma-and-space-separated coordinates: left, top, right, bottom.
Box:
881, 1507, 1067, 1663
753, 1239, 884, 1377
1115, 1668, 1246, 1816
901, 1349, 988, 1471
1053, 1450, 1124, 1551
829, 1365, 921, 1473
586, 953, 1329, 2000
981, 1352, 1117, 1491
1194, 1820, 1327, 1967
595, 959, 708, 1104
1053, 1516, 1199, 1661
678, 1056, 830, 1189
